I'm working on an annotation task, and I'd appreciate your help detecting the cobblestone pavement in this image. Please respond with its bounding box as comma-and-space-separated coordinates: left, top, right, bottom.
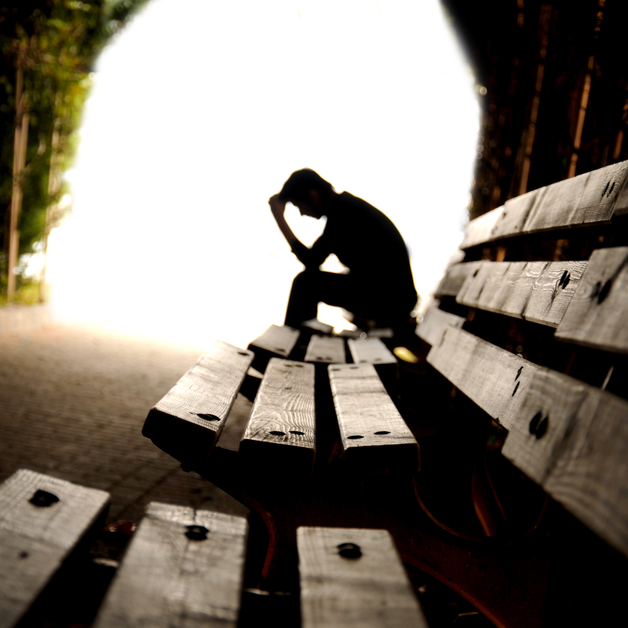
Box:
0, 325, 249, 524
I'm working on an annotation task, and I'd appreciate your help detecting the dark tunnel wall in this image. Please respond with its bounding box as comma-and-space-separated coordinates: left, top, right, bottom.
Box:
441, 0, 628, 220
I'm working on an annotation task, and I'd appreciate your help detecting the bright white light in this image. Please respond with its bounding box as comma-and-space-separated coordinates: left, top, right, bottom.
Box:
47, 0, 478, 349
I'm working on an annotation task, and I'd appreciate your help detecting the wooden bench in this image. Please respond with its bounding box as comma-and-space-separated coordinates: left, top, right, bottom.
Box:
141, 159, 628, 627
0, 468, 428, 627
6, 161, 627, 626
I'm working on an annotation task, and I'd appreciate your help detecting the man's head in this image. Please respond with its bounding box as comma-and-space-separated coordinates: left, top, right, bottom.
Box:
278, 169, 335, 218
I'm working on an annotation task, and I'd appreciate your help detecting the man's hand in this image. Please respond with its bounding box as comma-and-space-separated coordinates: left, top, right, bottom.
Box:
269, 194, 286, 218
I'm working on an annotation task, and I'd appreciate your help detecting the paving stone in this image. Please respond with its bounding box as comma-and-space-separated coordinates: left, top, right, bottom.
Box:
0, 325, 250, 524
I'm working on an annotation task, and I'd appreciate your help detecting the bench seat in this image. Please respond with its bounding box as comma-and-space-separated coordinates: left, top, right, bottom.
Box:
141, 160, 628, 626
0, 469, 428, 628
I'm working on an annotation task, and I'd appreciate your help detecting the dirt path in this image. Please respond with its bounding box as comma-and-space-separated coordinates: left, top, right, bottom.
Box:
0, 325, 249, 524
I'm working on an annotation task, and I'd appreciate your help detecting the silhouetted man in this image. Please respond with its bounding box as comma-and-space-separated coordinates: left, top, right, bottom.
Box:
269, 169, 417, 333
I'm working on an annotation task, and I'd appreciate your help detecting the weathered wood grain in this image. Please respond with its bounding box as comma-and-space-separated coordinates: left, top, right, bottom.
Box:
524, 260, 588, 326
523, 161, 628, 233
456, 262, 512, 310
456, 260, 587, 327
434, 261, 483, 298
490, 187, 541, 241
556, 247, 628, 354
305, 335, 346, 364
239, 358, 316, 473
328, 364, 418, 472
460, 206, 504, 250
485, 262, 544, 318
347, 338, 396, 365
614, 175, 628, 215
502, 368, 628, 558
92, 502, 248, 628
247, 324, 300, 371
426, 326, 537, 430
142, 340, 254, 463
0, 469, 110, 628
416, 301, 465, 347
297, 526, 428, 628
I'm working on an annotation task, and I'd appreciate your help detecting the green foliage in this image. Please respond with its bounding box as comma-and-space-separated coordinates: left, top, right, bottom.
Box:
0, 0, 149, 289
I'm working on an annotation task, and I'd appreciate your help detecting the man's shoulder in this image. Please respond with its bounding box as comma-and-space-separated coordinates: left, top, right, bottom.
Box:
336, 191, 382, 216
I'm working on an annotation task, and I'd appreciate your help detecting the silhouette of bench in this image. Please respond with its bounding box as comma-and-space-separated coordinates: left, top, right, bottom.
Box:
0, 468, 428, 627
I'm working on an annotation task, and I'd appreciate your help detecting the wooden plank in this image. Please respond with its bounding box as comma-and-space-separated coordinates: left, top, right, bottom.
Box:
297, 526, 428, 628
0, 469, 110, 628
490, 187, 541, 240
142, 340, 254, 464
523, 161, 628, 233
484, 262, 543, 318
426, 326, 537, 430
556, 246, 628, 354
302, 318, 334, 335
523, 260, 588, 326
92, 502, 248, 628
368, 327, 394, 339
456, 260, 587, 327
614, 174, 628, 215
456, 262, 511, 310
239, 358, 316, 474
433, 261, 483, 298
460, 205, 503, 249
247, 324, 300, 371
305, 335, 346, 364
347, 338, 396, 366
502, 368, 628, 558
347, 337, 397, 389
416, 301, 465, 347
328, 364, 418, 472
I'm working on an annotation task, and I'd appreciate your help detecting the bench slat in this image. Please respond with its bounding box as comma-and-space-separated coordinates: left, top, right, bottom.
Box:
434, 261, 483, 298
556, 246, 628, 354
247, 324, 300, 370
523, 161, 628, 233
460, 161, 628, 249
302, 318, 334, 335
92, 502, 248, 628
329, 364, 418, 472
416, 301, 465, 346
297, 526, 428, 628
427, 326, 537, 430
502, 368, 628, 558
240, 358, 316, 473
305, 335, 346, 364
490, 187, 540, 241
347, 337, 396, 365
459, 206, 504, 249
456, 261, 513, 311
0, 470, 110, 628
142, 340, 254, 463
457, 260, 587, 327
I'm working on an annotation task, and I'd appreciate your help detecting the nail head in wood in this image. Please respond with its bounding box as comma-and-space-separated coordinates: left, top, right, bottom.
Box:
29, 489, 60, 508
337, 542, 362, 558
529, 412, 549, 439
185, 524, 209, 540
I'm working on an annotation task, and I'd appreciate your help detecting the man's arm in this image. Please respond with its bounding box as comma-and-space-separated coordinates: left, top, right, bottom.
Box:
269, 194, 300, 249
269, 194, 329, 268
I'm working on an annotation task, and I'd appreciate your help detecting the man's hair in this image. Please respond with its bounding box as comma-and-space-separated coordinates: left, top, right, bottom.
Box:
277, 169, 335, 204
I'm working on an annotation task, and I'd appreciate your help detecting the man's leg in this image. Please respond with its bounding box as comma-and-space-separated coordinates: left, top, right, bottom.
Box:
284, 270, 353, 328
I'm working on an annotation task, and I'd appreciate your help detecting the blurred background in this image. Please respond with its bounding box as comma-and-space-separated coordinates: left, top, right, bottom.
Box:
1, 0, 478, 349
2, 0, 628, 349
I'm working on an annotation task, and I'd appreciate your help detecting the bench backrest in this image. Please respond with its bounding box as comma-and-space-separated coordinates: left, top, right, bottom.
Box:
419, 159, 628, 559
